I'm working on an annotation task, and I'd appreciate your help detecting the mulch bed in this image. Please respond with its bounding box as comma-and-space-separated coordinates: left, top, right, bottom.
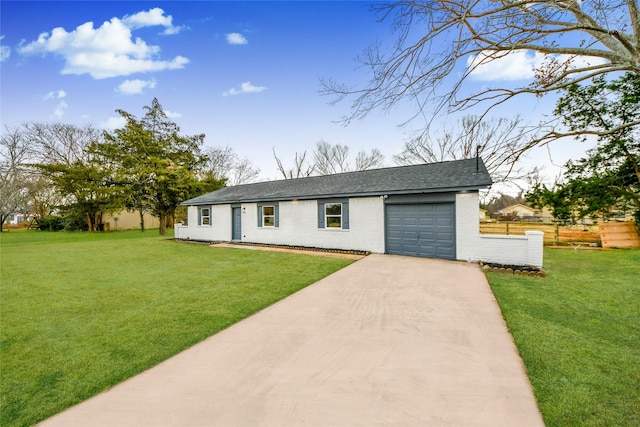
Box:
221, 241, 371, 256
172, 238, 370, 257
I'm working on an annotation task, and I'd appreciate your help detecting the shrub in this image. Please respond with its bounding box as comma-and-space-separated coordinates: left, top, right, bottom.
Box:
37, 216, 64, 231
62, 213, 88, 231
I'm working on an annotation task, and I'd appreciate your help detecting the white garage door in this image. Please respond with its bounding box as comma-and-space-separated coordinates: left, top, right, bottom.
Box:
386, 203, 455, 259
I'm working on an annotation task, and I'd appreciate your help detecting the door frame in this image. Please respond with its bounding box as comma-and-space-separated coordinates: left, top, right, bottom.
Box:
231, 205, 242, 241
384, 193, 457, 259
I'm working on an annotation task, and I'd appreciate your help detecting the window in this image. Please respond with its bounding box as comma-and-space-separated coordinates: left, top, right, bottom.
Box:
325, 203, 342, 228
262, 205, 275, 227
318, 199, 349, 229
257, 202, 279, 227
199, 207, 211, 226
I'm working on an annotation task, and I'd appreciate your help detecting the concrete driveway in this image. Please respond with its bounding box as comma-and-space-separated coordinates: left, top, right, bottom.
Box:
39, 254, 544, 426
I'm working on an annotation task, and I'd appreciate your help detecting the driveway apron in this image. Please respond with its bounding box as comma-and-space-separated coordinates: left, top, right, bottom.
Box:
39, 254, 544, 426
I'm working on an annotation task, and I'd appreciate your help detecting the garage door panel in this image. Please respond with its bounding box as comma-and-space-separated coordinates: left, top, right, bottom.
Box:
417, 244, 436, 257
386, 203, 455, 260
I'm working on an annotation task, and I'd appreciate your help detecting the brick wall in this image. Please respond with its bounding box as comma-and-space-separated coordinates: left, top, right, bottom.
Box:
176, 197, 385, 252
176, 193, 543, 267
242, 197, 385, 252
456, 193, 544, 267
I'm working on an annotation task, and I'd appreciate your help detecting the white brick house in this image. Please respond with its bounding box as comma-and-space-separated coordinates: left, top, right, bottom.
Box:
178, 159, 543, 267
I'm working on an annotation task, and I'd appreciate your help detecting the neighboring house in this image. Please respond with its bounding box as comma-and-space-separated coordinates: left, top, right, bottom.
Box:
178, 159, 544, 267
493, 204, 536, 220
6, 213, 28, 225
479, 207, 488, 220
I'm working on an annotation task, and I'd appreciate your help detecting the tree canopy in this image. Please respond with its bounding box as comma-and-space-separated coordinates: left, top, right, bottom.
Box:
527, 72, 640, 222
1, 100, 221, 233
100, 98, 219, 234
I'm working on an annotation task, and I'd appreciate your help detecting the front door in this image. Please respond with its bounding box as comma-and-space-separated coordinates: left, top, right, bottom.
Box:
232, 207, 242, 241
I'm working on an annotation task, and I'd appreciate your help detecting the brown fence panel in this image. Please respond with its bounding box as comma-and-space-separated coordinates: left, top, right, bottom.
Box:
600, 222, 640, 248
480, 222, 601, 246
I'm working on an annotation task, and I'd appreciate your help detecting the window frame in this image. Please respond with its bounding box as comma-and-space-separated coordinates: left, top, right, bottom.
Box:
198, 206, 211, 226
257, 202, 279, 228
324, 203, 342, 228
262, 205, 276, 227
317, 199, 349, 230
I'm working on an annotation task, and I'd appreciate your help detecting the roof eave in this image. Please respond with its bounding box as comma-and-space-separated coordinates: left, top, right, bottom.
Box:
181, 183, 492, 206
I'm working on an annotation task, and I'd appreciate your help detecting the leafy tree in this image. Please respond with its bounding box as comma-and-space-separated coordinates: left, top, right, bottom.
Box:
100, 98, 213, 235
528, 73, 640, 221
36, 159, 120, 231
526, 183, 576, 224
323, 1, 640, 159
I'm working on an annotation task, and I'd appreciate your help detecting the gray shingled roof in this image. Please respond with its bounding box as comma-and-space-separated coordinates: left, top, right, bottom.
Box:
182, 158, 492, 206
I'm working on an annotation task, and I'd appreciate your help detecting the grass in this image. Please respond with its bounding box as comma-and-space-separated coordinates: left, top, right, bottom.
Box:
486, 248, 640, 426
0, 229, 354, 427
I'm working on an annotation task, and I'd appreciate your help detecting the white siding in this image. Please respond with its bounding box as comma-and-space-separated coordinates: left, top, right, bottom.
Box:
176, 197, 385, 253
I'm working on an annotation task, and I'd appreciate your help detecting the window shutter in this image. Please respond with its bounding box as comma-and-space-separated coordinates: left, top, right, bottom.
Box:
257, 203, 263, 227
317, 202, 325, 228
275, 204, 279, 227
342, 202, 349, 229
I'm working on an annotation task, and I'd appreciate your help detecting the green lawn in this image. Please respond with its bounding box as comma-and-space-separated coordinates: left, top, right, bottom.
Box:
486, 248, 640, 427
0, 230, 354, 427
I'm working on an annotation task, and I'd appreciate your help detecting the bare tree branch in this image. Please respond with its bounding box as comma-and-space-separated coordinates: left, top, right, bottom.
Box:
22, 122, 99, 165
355, 148, 385, 170
0, 126, 33, 230
393, 115, 536, 183
273, 148, 315, 179
322, 0, 640, 144
314, 140, 351, 174
204, 146, 260, 185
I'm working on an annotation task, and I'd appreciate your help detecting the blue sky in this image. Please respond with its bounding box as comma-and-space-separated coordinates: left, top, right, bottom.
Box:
1, 1, 587, 185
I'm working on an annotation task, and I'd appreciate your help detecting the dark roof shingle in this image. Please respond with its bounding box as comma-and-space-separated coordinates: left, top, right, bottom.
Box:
182, 158, 492, 205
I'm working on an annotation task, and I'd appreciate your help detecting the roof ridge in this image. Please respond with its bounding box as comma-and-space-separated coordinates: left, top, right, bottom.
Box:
182, 158, 492, 206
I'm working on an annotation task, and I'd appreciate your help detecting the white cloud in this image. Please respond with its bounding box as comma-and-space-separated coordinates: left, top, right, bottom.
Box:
122, 8, 184, 35
164, 110, 182, 119
53, 101, 68, 119
0, 36, 10, 62
223, 81, 267, 96
17, 8, 188, 79
117, 78, 157, 95
226, 33, 248, 45
467, 50, 609, 81
44, 89, 67, 100
102, 115, 127, 130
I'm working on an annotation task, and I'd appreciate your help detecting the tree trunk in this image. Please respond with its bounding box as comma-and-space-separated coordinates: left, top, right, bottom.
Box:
159, 211, 167, 235
86, 212, 93, 231
139, 209, 145, 232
